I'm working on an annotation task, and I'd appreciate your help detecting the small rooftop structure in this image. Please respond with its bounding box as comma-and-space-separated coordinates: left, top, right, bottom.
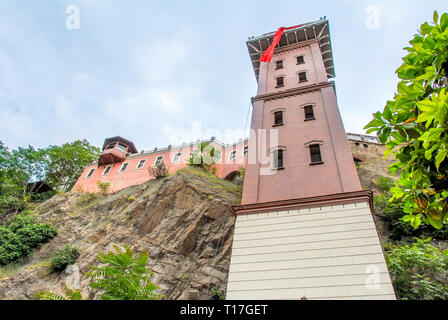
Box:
99, 136, 139, 166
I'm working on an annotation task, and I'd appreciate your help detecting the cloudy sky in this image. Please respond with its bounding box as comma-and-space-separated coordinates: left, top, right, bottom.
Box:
1, 0, 447, 151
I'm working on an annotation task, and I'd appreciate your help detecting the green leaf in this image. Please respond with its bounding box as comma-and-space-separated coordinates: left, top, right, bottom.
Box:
383, 105, 393, 122
441, 13, 448, 31
435, 149, 448, 170
410, 214, 422, 229
434, 10, 439, 24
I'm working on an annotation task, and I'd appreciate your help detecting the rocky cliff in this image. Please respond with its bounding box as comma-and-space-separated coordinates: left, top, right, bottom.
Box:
0, 168, 242, 300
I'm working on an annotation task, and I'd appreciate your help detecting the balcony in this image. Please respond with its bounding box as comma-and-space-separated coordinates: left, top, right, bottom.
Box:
98, 147, 127, 166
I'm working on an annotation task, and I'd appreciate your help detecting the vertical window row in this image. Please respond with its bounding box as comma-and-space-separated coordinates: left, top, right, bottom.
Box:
274, 55, 306, 87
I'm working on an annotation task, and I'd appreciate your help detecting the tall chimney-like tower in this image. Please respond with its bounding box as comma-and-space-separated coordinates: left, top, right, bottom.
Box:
226, 19, 396, 300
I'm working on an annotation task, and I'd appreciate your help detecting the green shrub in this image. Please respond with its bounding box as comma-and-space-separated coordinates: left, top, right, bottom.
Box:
96, 180, 110, 193
0, 213, 57, 265
87, 245, 165, 300
210, 288, 225, 300
385, 238, 448, 300
375, 195, 448, 241
375, 176, 394, 193
30, 190, 56, 203
51, 245, 80, 272
35, 286, 83, 300
78, 192, 98, 205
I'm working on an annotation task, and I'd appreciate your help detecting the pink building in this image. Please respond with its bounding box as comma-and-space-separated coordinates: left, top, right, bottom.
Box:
73, 136, 248, 193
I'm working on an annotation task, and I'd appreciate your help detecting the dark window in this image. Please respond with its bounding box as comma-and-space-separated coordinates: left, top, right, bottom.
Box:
243, 146, 248, 156
274, 111, 283, 125
137, 159, 146, 169
105, 143, 115, 150
299, 72, 307, 82
276, 77, 284, 87
363, 144, 368, 148
276, 60, 283, 69
355, 142, 360, 146
103, 165, 113, 175
296, 55, 304, 64
274, 150, 284, 169
304, 105, 314, 120
309, 144, 322, 163
86, 168, 95, 178
119, 163, 129, 172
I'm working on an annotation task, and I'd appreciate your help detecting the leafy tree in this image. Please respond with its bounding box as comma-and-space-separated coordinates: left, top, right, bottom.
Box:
45, 140, 100, 192
87, 245, 164, 300
385, 238, 448, 300
0, 143, 49, 216
365, 11, 448, 229
189, 142, 221, 173
0, 139, 99, 216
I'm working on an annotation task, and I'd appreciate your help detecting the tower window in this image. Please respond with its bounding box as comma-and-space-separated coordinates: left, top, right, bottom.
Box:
309, 144, 322, 164
274, 111, 283, 126
136, 159, 146, 169
296, 55, 305, 65
273, 149, 284, 169
119, 163, 129, 172
276, 76, 284, 87
86, 168, 96, 178
299, 72, 307, 82
102, 165, 113, 175
304, 105, 315, 120
276, 60, 283, 69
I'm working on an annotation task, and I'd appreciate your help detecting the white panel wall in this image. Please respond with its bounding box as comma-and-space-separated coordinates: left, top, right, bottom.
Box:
226, 202, 396, 300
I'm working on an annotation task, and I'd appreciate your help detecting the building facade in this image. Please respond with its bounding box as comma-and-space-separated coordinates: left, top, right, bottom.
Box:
225, 18, 396, 299
73, 136, 249, 193
73, 132, 381, 194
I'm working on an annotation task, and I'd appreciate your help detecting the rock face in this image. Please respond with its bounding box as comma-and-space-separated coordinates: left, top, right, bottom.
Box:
0, 168, 242, 300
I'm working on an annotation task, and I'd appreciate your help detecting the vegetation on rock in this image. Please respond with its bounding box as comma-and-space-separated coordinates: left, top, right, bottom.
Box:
87, 245, 164, 300
188, 142, 221, 173
38, 245, 164, 300
385, 238, 448, 300
51, 245, 80, 272
0, 211, 57, 265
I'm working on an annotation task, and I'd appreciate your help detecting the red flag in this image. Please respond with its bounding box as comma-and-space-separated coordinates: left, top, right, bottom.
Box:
260, 24, 303, 63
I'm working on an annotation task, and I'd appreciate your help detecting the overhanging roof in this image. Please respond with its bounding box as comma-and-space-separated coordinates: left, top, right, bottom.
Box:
246, 18, 335, 81
102, 136, 138, 154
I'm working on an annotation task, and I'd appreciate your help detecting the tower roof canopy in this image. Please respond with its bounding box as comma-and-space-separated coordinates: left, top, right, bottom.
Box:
246, 18, 335, 81
102, 136, 138, 154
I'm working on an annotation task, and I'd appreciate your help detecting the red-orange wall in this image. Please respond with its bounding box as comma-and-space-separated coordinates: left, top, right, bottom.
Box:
72, 141, 248, 193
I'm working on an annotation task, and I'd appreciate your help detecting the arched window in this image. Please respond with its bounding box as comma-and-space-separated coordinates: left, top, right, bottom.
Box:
269, 146, 286, 170
305, 140, 324, 165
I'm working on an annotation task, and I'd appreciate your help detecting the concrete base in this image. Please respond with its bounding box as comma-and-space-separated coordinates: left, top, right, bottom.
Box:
226, 200, 396, 300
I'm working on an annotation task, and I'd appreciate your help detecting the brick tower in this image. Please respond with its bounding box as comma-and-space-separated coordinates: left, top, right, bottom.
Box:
226, 18, 396, 300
